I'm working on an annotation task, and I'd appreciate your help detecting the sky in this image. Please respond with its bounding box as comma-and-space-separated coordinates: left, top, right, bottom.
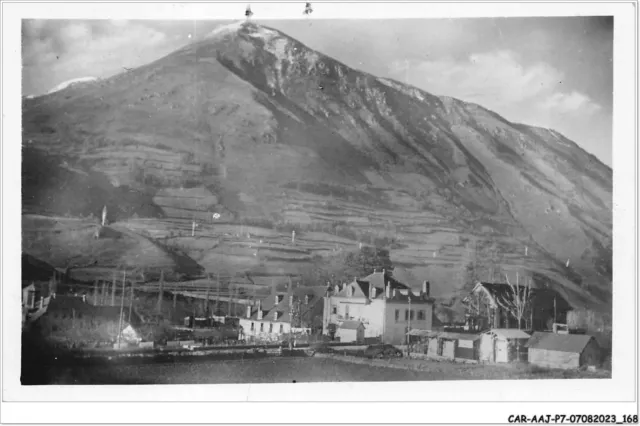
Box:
21, 17, 613, 166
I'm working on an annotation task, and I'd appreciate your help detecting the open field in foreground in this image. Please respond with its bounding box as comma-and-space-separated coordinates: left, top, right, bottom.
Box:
41, 356, 609, 385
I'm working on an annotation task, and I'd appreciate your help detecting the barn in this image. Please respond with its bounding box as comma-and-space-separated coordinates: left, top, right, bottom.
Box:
336, 320, 365, 344
480, 329, 530, 363
526, 332, 601, 370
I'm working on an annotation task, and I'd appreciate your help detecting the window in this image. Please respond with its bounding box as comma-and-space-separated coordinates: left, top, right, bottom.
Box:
332, 306, 337, 314
260, 323, 264, 332
251, 322, 254, 331
269, 323, 273, 333
409, 310, 415, 321
404, 310, 409, 321
279, 324, 283, 333
418, 310, 425, 321
395, 309, 400, 322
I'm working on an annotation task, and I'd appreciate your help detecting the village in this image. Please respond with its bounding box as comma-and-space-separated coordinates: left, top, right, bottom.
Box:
22, 250, 610, 376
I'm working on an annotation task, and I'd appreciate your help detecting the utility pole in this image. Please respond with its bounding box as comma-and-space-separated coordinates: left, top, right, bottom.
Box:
111, 271, 116, 306
117, 269, 126, 348
157, 270, 164, 312
128, 280, 134, 324
205, 273, 211, 317
216, 272, 220, 316
407, 291, 412, 356
230, 283, 235, 317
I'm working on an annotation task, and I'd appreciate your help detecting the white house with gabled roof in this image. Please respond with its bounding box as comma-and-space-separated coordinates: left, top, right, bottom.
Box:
322, 270, 435, 345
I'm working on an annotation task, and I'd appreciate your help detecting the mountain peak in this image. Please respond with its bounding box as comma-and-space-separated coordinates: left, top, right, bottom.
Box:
204, 20, 280, 42
21, 21, 612, 315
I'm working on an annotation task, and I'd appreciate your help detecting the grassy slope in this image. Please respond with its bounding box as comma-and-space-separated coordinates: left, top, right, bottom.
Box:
21, 22, 611, 316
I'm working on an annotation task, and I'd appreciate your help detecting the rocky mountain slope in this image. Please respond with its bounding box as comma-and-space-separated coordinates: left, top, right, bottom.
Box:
22, 22, 612, 313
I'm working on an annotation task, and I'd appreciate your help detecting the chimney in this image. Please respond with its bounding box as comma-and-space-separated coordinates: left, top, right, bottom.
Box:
371, 287, 376, 299
257, 300, 263, 320
392, 288, 396, 298
385, 285, 390, 298
289, 295, 294, 307
423, 281, 430, 298
246, 305, 251, 319
369, 282, 373, 299
334, 284, 340, 294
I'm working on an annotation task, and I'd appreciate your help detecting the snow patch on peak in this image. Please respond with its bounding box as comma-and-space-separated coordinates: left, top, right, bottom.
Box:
47, 77, 98, 94
205, 21, 246, 39
245, 24, 279, 41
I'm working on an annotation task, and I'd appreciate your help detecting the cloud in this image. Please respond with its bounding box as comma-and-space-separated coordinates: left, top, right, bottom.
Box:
22, 20, 183, 95
537, 91, 601, 116
389, 49, 600, 119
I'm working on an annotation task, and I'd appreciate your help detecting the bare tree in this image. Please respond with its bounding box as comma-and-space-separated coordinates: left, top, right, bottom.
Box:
499, 272, 532, 330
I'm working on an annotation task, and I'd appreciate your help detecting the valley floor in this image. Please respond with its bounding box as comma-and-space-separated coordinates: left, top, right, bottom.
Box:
36, 356, 609, 385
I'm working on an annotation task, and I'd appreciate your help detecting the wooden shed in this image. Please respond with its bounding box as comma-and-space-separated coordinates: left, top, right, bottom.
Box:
479, 329, 530, 363
427, 334, 440, 357
406, 329, 433, 354
336, 320, 365, 344
455, 333, 482, 360
441, 336, 456, 359
526, 332, 601, 370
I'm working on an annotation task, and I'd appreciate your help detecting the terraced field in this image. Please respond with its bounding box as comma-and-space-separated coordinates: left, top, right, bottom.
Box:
21, 22, 612, 321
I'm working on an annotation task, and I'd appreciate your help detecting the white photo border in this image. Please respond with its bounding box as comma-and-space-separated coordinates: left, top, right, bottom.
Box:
1, 1, 637, 424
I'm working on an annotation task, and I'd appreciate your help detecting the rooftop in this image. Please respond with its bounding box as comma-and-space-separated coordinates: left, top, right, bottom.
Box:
526, 332, 597, 353
407, 329, 481, 341
333, 271, 433, 303
485, 328, 531, 339
247, 285, 326, 322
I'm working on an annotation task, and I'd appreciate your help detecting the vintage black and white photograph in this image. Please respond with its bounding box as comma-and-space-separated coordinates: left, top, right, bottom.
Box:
3, 1, 638, 420
16, 4, 619, 386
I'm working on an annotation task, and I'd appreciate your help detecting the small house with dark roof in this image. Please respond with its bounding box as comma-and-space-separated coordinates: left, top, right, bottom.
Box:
464, 281, 572, 331
323, 270, 435, 345
526, 332, 601, 370
336, 320, 365, 344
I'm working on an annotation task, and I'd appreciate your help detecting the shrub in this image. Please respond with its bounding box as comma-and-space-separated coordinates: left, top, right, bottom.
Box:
527, 364, 551, 375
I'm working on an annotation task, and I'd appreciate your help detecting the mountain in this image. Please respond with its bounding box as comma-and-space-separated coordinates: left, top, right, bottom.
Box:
21, 21, 612, 313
